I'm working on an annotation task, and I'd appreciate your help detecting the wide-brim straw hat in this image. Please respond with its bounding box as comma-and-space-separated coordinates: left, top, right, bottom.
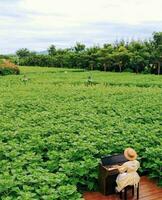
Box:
124, 148, 137, 161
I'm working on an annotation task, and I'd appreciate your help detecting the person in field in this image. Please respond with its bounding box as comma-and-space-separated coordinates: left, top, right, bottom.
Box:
116, 148, 140, 192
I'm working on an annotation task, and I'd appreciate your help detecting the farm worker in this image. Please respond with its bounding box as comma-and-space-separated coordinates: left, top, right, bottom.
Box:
116, 148, 140, 192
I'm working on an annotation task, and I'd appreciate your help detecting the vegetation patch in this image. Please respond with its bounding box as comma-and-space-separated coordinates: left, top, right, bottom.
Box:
0, 59, 20, 75
0, 67, 161, 199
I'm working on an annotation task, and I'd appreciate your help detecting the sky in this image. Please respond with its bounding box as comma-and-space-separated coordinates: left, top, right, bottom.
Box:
0, 0, 162, 54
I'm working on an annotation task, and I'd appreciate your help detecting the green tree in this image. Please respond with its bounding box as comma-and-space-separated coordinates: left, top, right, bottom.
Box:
112, 46, 130, 72
16, 48, 30, 58
48, 45, 57, 56
128, 41, 150, 73
74, 42, 86, 53
152, 32, 162, 75
97, 45, 113, 71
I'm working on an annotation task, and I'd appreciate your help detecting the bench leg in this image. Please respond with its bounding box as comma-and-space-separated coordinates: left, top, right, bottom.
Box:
119, 191, 122, 199
103, 179, 106, 195
137, 183, 139, 199
132, 186, 134, 196
124, 187, 127, 200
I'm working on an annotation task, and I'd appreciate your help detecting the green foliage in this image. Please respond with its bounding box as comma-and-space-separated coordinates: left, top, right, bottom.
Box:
0, 67, 161, 199
152, 32, 162, 75
0, 59, 20, 75
12, 32, 162, 74
16, 48, 31, 58
74, 43, 86, 53
48, 45, 57, 56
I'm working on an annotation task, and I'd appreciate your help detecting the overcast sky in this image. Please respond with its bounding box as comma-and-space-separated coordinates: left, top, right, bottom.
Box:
0, 0, 162, 54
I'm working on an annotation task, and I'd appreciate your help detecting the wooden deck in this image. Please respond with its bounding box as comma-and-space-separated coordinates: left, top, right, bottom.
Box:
83, 176, 162, 200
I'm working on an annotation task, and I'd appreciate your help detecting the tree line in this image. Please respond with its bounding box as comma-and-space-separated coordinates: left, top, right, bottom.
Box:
15, 32, 162, 74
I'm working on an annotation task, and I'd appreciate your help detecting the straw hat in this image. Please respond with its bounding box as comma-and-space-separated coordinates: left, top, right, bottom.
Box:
124, 148, 137, 161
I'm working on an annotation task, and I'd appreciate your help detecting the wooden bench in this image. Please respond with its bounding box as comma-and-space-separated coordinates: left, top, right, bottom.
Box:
119, 183, 139, 200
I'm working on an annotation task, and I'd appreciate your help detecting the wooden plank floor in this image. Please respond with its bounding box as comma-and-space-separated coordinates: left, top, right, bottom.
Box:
84, 176, 162, 200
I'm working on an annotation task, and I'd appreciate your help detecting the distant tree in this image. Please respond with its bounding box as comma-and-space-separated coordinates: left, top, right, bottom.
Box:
48, 45, 56, 56
152, 32, 162, 75
103, 43, 112, 49
97, 45, 113, 71
86, 46, 100, 55
128, 41, 150, 73
112, 46, 130, 72
74, 42, 86, 53
98, 54, 113, 71
16, 48, 30, 58
114, 39, 126, 49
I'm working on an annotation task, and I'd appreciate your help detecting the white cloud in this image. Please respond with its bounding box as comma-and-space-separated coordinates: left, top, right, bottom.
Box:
21, 0, 162, 24
0, 0, 162, 53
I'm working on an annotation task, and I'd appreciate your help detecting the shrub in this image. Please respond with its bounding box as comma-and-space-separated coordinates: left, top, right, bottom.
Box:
0, 59, 20, 75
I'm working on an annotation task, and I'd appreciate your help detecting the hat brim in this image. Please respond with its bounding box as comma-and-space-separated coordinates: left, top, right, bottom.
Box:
124, 148, 137, 161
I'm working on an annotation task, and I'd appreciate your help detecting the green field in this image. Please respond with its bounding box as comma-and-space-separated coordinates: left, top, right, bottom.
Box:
0, 67, 161, 199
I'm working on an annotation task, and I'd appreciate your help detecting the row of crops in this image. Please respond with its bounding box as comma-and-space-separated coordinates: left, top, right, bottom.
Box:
0, 67, 161, 199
